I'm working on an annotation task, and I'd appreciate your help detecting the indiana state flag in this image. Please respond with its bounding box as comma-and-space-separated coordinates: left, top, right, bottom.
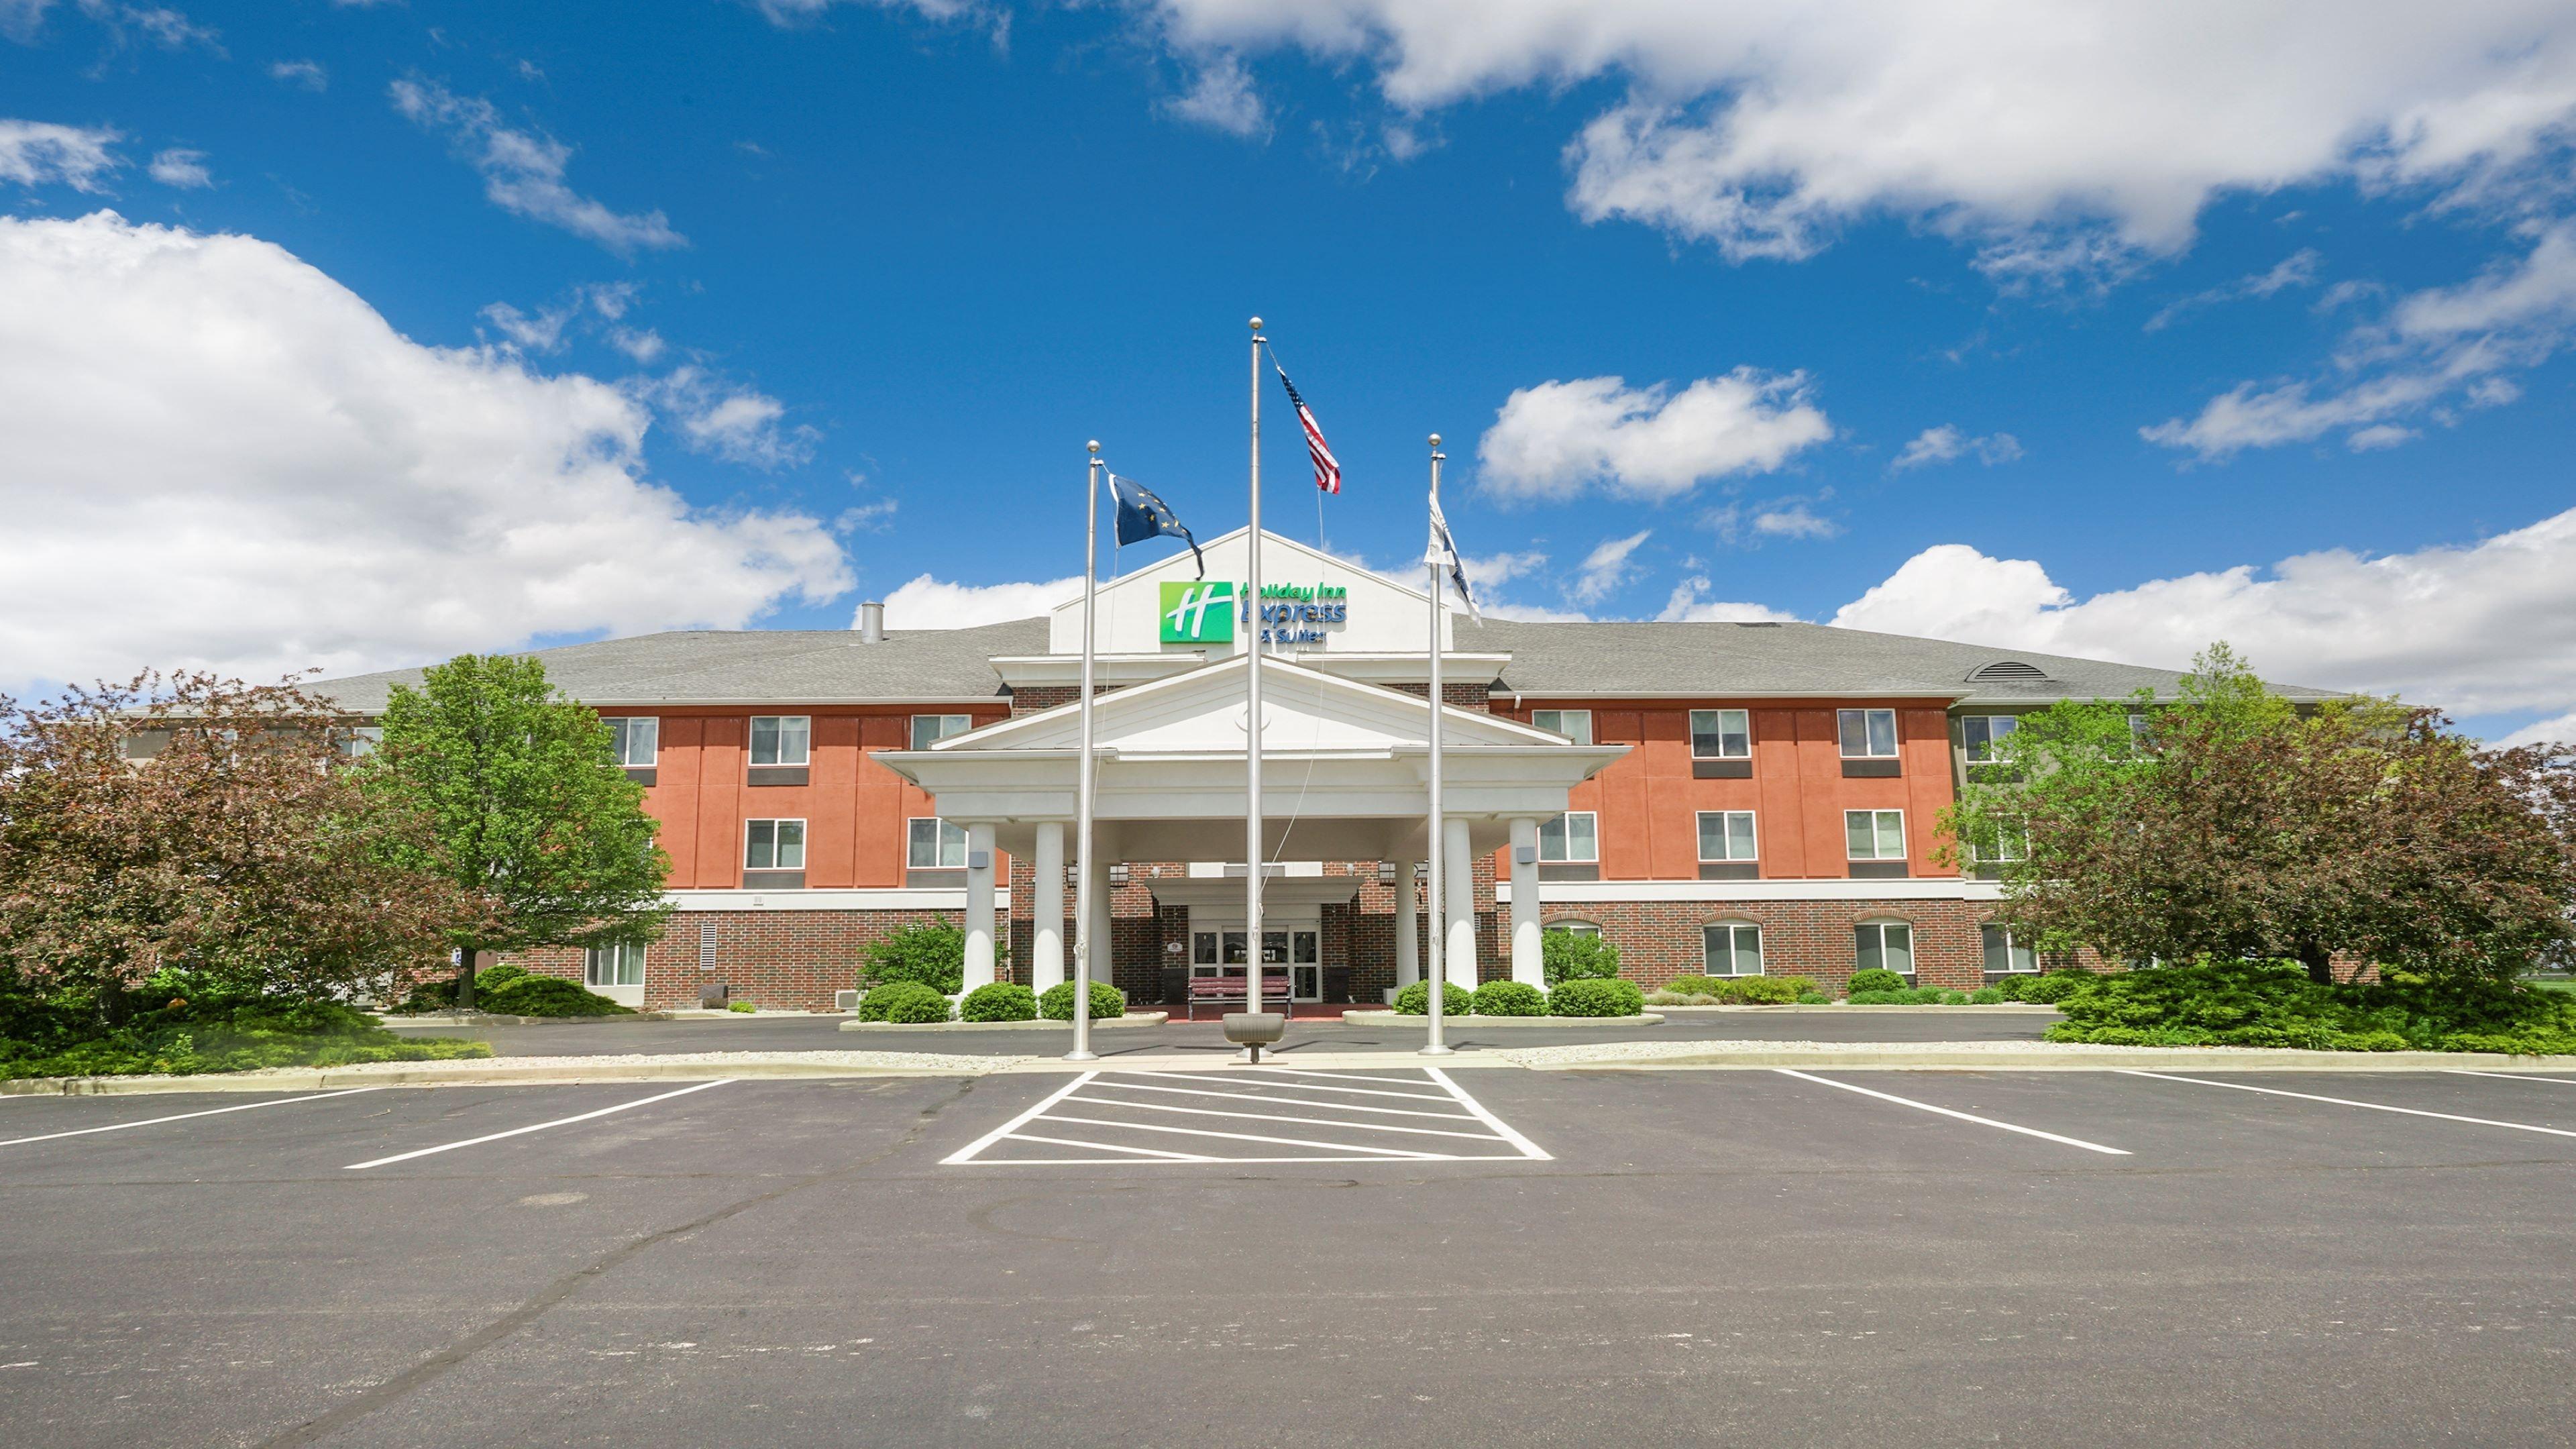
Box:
1110, 474, 1204, 578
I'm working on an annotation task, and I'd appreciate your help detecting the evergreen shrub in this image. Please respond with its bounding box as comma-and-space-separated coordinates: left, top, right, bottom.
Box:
961, 983, 1038, 1022
1472, 981, 1545, 1016
1845, 968, 1909, 996
1392, 981, 1474, 1016
478, 975, 632, 1017
858, 981, 953, 1024
1548, 978, 1646, 1017
1039, 980, 1126, 1021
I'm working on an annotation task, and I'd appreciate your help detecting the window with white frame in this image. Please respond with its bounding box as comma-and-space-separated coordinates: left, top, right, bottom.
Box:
749, 715, 810, 766
605, 716, 658, 766
1982, 924, 2037, 974
1703, 922, 1763, 977
1972, 821, 2029, 865
1547, 921, 1601, 938
1838, 708, 1898, 758
1689, 708, 1752, 759
335, 726, 384, 760
585, 941, 645, 987
1960, 714, 2018, 764
909, 714, 972, 750
1697, 810, 1758, 862
907, 817, 968, 869
1531, 709, 1593, 745
744, 818, 806, 871
1844, 809, 1906, 861
1538, 811, 1599, 863
1855, 920, 1915, 975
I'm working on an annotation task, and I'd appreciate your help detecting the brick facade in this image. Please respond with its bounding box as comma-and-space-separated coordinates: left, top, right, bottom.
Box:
1536, 898, 1992, 994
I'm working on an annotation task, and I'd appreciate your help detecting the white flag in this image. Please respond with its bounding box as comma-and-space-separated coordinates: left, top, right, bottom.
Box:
1426, 494, 1482, 624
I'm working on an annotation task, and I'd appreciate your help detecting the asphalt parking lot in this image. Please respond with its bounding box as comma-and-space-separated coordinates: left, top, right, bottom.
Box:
5, 1065, 2575, 1448
382, 1007, 2063, 1058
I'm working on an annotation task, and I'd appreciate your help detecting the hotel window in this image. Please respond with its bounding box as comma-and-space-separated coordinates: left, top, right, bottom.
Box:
1855, 920, 1915, 976
1689, 708, 1752, 759
334, 726, 384, 760
1548, 921, 1601, 938
1697, 810, 1757, 862
1982, 924, 2038, 975
1531, 709, 1593, 745
1960, 714, 2018, 764
749, 715, 810, 767
604, 716, 657, 767
909, 714, 972, 750
907, 817, 969, 870
1538, 811, 1599, 863
585, 941, 646, 987
745, 818, 806, 871
1703, 922, 1764, 977
1838, 708, 1899, 758
1845, 809, 1907, 861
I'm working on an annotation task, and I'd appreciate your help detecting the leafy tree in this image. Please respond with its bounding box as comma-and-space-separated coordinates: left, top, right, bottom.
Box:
1541, 928, 1622, 985
361, 655, 669, 1008
1945, 645, 2576, 985
0, 673, 462, 1026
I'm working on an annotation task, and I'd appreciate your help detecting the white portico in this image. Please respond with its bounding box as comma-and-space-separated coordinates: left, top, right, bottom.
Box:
875, 531, 1627, 1000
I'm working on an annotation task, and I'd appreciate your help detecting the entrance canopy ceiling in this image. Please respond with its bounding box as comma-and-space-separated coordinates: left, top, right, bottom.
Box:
876, 652, 1627, 861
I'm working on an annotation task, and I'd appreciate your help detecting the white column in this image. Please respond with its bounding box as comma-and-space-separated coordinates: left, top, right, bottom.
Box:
1509, 817, 1542, 988
963, 822, 998, 992
1087, 851, 1114, 991
1031, 820, 1065, 994
1442, 816, 1477, 991
1391, 857, 1419, 989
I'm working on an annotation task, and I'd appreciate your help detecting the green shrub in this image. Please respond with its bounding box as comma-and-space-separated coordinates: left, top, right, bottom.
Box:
858, 981, 953, 1024
1658, 975, 1819, 1005
1392, 981, 1474, 1016
1794, 990, 1831, 1004
1844, 968, 1909, 996
1472, 981, 1546, 1016
478, 975, 633, 1017
0, 997, 492, 1080
1548, 977, 1646, 1017
960, 983, 1038, 1022
472, 963, 531, 995
727, 999, 757, 1013
1847, 986, 1972, 1005
1968, 986, 2007, 1004
858, 924, 967, 995
1994, 970, 2097, 1004
1038, 980, 1127, 1021
2043, 959, 2576, 1053
1542, 930, 1623, 986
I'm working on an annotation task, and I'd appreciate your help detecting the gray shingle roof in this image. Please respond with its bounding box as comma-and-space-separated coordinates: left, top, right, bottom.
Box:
307, 616, 2337, 712
1456, 618, 2342, 704
307, 619, 1046, 712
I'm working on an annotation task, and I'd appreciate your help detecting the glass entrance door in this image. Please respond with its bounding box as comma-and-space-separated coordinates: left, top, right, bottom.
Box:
1190, 914, 1322, 1000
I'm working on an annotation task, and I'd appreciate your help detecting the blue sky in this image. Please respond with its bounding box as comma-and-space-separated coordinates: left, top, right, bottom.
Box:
5, 1, 2575, 742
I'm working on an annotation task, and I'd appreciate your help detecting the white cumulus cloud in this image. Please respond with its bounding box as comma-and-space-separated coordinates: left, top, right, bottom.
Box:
1892, 425, 2023, 471
1568, 529, 1651, 604
0, 211, 850, 688
1658, 576, 1800, 623
390, 79, 685, 255
0, 119, 121, 191
1165, 53, 1268, 138
1477, 369, 1831, 501
877, 574, 1081, 629
146, 147, 211, 188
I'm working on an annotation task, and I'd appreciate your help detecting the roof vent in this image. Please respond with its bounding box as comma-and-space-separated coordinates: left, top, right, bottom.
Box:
1733, 621, 1784, 628
856, 600, 885, 644
1968, 660, 2049, 682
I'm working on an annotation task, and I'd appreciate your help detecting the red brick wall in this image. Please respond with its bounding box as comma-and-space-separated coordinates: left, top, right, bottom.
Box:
506, 906, 976, 1012
1535, 898, 1990, 994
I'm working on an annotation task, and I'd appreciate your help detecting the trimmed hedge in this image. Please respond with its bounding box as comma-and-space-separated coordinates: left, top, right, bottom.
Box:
1654, 975, 1821, 1005
2045, 959, 2576, 1053
1472, 980, 1546, 1016
857, 981, 953, 1024
478, 975, 633, 1017
0, 1000, 490, 1080
1845, 968, 1909, 996
959, 983, 1038, 1022
1392, 981, 1475, 1016
1847, 987, 1972, 1005
1039, 980, 1127, 1021
1548, 977, 1646, 1017
1992, 970, 2097, 1004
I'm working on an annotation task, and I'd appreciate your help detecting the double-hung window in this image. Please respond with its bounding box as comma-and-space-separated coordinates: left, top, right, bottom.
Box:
1538, 812, 1598, 863
1689, 708, 1751, 759
1531, 709, 1593, 745
744, 819, 806, 871
749, 715, 810, 766
1838, 708, 1898, 758
1703, 922, 1763, 977
1855, 921, 1915, 976
605, 716, 658, 767
908, 817, 969, 870
585, 941, 646, 987
1697, 810, 1758, 879
1960, 714, 2017, 765
909, 714, 972, 750
1982, 924, 2037, 975
1845, 809, 1906, 861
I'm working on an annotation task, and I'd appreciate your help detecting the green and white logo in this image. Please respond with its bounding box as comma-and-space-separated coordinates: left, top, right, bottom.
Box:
1160, 580, 1236, 644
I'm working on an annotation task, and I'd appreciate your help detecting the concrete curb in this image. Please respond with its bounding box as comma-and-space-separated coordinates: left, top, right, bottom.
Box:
1339, 1011, 1665, 1028
837, 1013, 1170, 1032
1499, 1042, 2576, 1073
0, 1052, 1027, 1095
1648, 1004, 2063, 1015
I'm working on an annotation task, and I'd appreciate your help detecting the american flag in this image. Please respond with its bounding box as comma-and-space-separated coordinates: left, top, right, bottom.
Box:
1273, 360, 1342, 495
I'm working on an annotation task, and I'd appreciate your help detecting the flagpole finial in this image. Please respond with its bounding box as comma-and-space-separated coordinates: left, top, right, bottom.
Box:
1087, 439, 1099, 454
1428, 433, 1442, 449
1248, 315, 1263, 331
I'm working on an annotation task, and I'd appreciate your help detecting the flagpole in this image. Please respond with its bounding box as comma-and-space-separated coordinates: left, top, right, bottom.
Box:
1421, 433, 1452, 1057
1244, 315, 1271, 1049
1067, 441, 1103, 1063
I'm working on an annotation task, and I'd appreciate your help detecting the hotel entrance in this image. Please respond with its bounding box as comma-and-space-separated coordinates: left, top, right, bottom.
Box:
1187, 907, 1324, 1002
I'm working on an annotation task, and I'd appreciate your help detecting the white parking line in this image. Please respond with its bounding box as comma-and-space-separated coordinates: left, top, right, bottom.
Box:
2451, 1070, 2576, 1088
1034, 1112, 1454, 1159
1776, 1069, 2131, 1156
1132, 1070, 1454, 1102
945, 1067, 1550, 1166
343, 1079, 735, 1170
1428, 1067, 1554, 1161
1081, 1079, 1482, 1120
2122, 1071, 2576, 1138
1241, 1065, 1462, 1091
0, 1089, 380, 1148
1058, 1093, 1510, 1141
939, 1072, 1095, 1166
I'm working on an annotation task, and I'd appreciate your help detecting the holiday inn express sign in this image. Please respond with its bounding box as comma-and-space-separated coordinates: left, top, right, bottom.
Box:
1159, 580, 1350, 646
